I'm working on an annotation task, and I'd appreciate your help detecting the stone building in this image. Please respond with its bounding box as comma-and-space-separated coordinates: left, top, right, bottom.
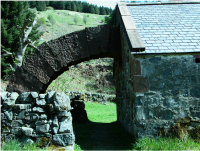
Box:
115, 1, 200, 137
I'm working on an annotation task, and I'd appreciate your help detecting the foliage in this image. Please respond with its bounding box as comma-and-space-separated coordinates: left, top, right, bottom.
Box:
105, 8, 116, 26
101, 19, 105, 23
1, 1, 43, 80
47, 14, 56, 25
1, 137, 46, 150
37, 17, 46, 25
74, 15, 78, 25
29, 1, 113, 15
83, 15, 88, 25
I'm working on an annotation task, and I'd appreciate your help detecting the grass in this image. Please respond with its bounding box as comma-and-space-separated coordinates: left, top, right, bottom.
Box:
133, 136, 200, 150
73, 101, 200, 150
1, 137, 46, 151
35, 9, 107, 43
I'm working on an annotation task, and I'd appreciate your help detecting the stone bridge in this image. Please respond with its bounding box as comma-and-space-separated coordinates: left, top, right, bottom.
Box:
7, 25, 121, 94
6, 1, 200, 139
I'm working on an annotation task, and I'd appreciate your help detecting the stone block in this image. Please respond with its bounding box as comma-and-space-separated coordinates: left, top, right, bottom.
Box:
17, 110, 25, 119
18, 92, 33, 102
31, 92, 38, 98
52, 133, 74, 146
4, 110, 13, 120
32, 107, 45, 113
13, 104, 32, 110
35, 120, 48, 125
2, 92, 19, 109
11, 127, 22, 135
53, 127, 59, 134
133, 76, 148, 92
59, 117, 72, 133
11, 120, 23, 127
40, 114, 47, 120
190, 87, 200, 98
21, 136, 34, 144
53, 116, 59, 127
57, 111, 71, 117
46, 91, 55, 104
36, 98, 46, 106
36, 124, 50, 133
53, 92, 71, 111
22, 127, 34, 136
39, 94, 46, 99
47, 104, 54, 112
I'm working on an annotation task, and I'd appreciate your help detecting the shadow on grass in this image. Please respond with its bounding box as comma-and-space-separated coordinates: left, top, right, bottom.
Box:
73, 119, 136, 150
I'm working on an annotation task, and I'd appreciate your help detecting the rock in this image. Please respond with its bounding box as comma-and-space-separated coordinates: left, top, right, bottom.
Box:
4, 110, 13, 120
35, 120, 48, 125
11, 127, 22, 135
36, 98, 46, 106
52, 133, 74, 146
46, 91, 55, 104
21, 136, 34, 144
53, 116, 59, 127
11, 120, 24, 127
3, 92, 19, 109
53, 92, 71, 111
39, 94, 46, 99
53, 127, 59, 134
13, 104, 32, 110
31, 92, 38, 98
40, 114, 47, 120
22, 127, 34, 136
59, 117, 72, 133
36, 124, 50, 133
32, 107, 45, 113
17, 110, 25, 119
18, 92, 33, 102
58, 111, 71, 117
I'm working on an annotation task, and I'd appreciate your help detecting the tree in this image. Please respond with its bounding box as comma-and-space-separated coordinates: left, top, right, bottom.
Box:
47, 14, 56, 25
83, 15, 88, 25
100, 6, 106, 15
36, 1, 46, 11
1, 1, 43, 79
89, 5, 95, 14
94, 5, 100, 14
74, 15, 78, 25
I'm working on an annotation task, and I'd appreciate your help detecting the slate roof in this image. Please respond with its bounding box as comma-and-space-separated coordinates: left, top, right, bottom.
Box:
127, 3, 200, 54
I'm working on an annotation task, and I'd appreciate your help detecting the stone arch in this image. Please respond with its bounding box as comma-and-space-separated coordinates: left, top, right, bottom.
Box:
7, 25, 121, 94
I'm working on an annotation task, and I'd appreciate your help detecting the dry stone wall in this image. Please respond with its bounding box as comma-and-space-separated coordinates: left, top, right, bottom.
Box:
1, 91, 75, 149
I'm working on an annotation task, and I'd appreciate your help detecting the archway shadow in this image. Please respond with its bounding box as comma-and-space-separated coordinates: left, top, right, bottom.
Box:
73, 119, 136, 150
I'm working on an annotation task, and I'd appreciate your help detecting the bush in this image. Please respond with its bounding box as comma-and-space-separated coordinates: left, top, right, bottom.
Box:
101, 19, 105, 23
74, 15, 78, 25
47, 14, 56, 25
83, 15, 88, 25
37, 17, 46, 25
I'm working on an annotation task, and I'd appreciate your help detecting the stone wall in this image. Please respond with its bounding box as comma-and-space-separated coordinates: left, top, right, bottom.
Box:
115, 4, 200, 138
1, 91, 75, 149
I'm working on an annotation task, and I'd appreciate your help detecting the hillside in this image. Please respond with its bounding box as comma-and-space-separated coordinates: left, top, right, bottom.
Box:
1, 8, 115, 97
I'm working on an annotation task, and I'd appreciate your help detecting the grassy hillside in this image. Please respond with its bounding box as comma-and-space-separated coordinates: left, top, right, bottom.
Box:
36, 7, 107, 43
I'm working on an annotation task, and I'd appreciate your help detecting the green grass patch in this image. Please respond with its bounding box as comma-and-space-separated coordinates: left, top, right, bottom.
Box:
1, 138, 45, 151
133, 136, 200, 150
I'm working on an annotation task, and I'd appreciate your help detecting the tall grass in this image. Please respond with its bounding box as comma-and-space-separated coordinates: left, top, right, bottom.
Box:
1, 138, 45, 151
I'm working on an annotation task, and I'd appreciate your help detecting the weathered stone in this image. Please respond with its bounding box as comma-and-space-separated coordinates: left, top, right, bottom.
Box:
46, 91, 55, 104
47, 104, 54, 112
17, 110, 25, 119
133, 76, 148, 92
11, 120, 23, 127
52, 133, 74, 146
36, 124, 50, 133
59, 117, 72, 133
2, 92, 19, 109
32, 107, 45, 113
22, 127, 34, 136
57, 111, 71, 117
53, 92, 71, 111
190, 87, 200, 98
53, 127, 59, 134
35, 120, 48, 125
21, 136, 34, 144
11, 127, 22, 135
53, 116, 59, 127
13, 104, 32, 110
31, 92, 39, 98
36, 98, 46, 106
39, 94, 46, 99
40, 114, 47, 120
18, 92, 33, 102
4, 110, 13, 120
71, 100, 85, 109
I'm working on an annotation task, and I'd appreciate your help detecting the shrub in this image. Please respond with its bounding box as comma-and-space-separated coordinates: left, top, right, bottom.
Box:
47, 14, 56, 25
74, 15, 78, 25
37, 17, 46, 25
83, 15, 88, 25
101, 19, 105, 23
